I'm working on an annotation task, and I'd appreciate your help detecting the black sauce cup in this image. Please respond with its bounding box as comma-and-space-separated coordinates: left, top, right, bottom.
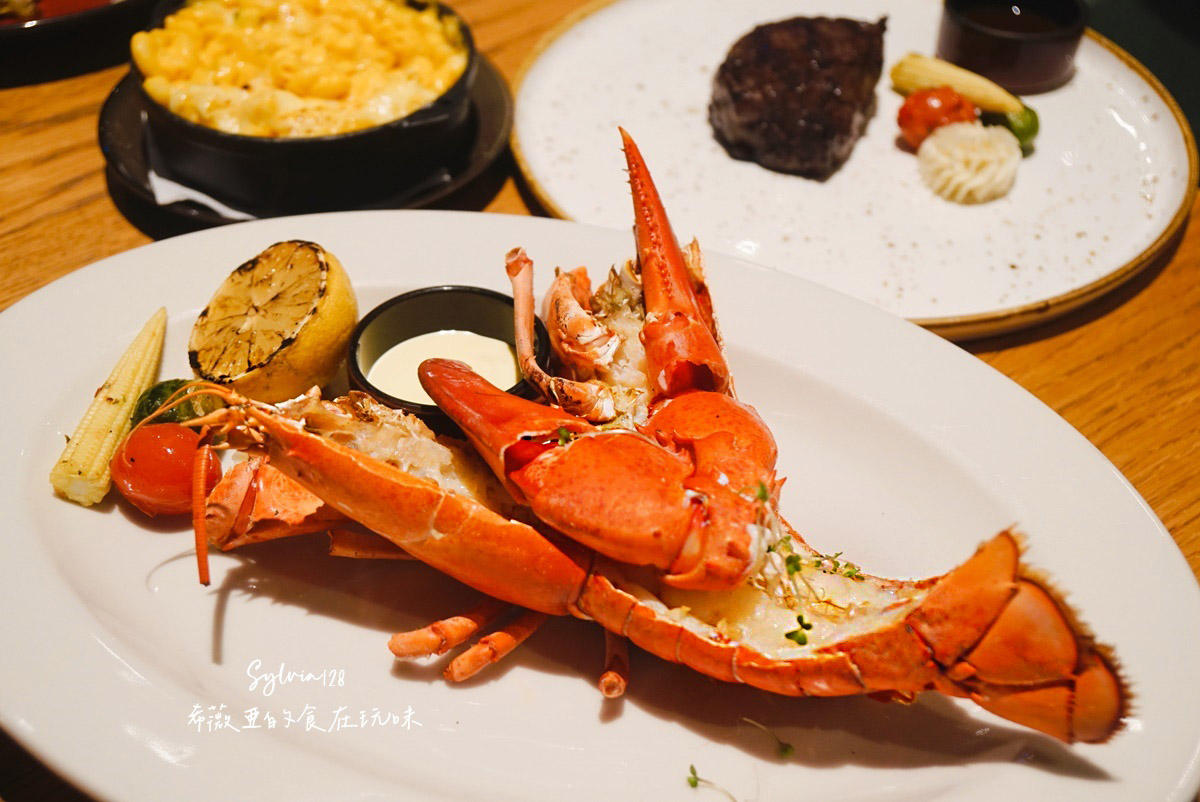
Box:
937, 0, 1088, 94
347, 286, 551, 436
133, 0, 478, 216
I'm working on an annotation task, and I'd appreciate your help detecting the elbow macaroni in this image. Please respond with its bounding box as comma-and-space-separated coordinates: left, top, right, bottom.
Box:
131, 0, 468, 137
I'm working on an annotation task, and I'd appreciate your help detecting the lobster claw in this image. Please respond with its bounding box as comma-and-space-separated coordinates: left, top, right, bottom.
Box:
420, 358, 772, 590
621, 127, 729, 400
421, 358, 742, 582
423, 132, 779, 591
416, 357, 591, 502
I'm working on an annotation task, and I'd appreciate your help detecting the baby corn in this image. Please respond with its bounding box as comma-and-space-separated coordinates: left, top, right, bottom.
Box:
890, 52, 1023, 114
50, 308, 167, 505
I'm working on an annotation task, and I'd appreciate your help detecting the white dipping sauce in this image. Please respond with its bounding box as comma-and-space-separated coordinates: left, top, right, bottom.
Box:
366, 330, 520, 405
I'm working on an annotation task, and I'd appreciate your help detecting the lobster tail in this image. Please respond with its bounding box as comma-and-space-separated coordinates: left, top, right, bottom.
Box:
913, 532, 1127, 743
575, 530, 1127, 744
958, 649, 1125, 744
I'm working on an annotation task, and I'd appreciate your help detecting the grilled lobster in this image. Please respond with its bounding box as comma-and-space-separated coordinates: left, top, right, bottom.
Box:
186, 130, 1126, 744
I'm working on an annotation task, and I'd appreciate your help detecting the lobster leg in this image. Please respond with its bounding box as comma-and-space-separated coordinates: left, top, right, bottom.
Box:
599, 631, 629, 698
390, 597, 630, 695
388, 596, 511, 658
444, 609, 549, 682
389, 600, 548, 684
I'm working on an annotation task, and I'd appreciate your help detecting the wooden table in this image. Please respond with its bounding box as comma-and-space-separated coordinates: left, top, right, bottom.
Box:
1, 1, 1197, 799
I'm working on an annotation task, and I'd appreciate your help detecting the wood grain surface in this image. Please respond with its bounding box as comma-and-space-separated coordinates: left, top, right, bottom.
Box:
1, 0, 1197, 799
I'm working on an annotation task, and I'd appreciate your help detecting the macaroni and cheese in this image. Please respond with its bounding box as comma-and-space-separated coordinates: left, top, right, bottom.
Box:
131, 0, 468, 137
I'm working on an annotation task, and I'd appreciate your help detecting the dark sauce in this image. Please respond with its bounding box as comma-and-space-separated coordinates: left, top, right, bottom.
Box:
954, 0, 1084, 34
939, 0, 1087, 93
964, 4, 1064, 34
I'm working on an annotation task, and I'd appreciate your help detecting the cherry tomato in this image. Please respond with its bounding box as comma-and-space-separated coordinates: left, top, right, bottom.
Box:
110, 423, 222, 517
897, 86, 979, 149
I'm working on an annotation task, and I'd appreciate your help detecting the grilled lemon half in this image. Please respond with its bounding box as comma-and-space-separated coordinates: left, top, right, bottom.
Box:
189, 240, 358, 403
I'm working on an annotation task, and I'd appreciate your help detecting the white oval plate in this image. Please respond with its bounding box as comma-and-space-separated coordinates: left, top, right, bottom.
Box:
2, 210, 1199, 801
512, 0, 1197, 339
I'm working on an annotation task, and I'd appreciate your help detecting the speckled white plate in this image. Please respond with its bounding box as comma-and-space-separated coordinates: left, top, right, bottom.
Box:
512, 0, 1198, 339
2, 210, 1200, 801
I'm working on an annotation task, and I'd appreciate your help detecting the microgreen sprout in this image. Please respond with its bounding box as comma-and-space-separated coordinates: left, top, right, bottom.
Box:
741, 717, 795, 758
784, 613, 814, 646
739, 480, 772, 505
784, 630, 807, 645
685, 765, 739, 801
785, 554, 802, 576
809, 550, 864, 581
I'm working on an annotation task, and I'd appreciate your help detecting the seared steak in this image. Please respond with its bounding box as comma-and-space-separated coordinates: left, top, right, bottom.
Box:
709, 16, 887, 179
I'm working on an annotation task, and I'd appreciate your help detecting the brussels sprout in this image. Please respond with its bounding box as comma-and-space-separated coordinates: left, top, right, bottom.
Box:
131, 379, 224, 427
984, 105, 1039, 153
1005, 105, 1039, 152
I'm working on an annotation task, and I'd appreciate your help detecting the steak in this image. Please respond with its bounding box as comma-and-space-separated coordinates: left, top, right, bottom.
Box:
709, 16, 887, 179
